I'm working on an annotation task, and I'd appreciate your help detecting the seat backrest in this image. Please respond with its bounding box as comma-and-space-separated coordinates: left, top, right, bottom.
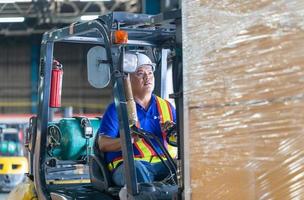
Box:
89, 134, 112, 191
89, 133, 120, 195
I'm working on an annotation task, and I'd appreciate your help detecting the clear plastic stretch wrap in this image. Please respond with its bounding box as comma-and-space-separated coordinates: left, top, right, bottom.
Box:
182, 0, 304, 199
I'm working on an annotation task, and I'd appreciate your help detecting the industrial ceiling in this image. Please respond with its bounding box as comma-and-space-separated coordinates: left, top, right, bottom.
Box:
0, 0, 141, 35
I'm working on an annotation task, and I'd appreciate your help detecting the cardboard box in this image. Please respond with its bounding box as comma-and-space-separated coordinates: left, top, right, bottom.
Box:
182, 1, 304, 199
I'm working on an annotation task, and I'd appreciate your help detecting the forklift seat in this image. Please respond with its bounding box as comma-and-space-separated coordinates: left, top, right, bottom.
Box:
89, 133, 121, 195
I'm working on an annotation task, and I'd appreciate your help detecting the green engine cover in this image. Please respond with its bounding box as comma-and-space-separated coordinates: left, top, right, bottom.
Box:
48, 118, 101, 160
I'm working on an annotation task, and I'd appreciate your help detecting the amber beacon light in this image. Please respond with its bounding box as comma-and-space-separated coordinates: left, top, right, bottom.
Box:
113, 30, 128, 44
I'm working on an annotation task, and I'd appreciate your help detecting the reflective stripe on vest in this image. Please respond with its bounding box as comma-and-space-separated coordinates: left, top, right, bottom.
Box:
155, 96, 177, 159
107, 154, 168, 171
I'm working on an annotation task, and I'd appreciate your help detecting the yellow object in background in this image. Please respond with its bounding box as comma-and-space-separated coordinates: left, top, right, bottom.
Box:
7, 179, 38, 200
0, 157, 28, 174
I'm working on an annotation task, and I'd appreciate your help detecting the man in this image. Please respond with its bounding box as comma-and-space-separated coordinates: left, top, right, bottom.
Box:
98, 52, 176, 186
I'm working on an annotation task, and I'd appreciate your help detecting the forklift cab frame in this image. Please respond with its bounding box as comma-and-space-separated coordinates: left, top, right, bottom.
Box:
30, 11, 183, 200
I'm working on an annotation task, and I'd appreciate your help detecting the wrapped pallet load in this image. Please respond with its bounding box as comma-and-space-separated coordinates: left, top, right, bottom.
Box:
182, 0, 304, 199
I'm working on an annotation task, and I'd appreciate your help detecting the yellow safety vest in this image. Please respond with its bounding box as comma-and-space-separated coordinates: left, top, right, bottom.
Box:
108, 96, 177, 171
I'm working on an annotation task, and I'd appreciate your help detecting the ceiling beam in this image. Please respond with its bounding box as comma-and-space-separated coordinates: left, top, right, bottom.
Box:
0, 0, 141, 35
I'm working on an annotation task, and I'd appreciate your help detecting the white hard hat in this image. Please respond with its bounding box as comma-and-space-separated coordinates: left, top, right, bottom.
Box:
136, 53, 156, 71
124, 52, 156, 72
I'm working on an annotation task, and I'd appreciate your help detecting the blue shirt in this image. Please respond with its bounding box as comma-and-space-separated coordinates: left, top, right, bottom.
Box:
98, 95, 176, 164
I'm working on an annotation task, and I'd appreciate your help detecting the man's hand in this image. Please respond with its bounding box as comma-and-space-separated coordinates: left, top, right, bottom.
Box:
161, 121, 176, 133
161, 121, 177, 147
131, 132, 140, 143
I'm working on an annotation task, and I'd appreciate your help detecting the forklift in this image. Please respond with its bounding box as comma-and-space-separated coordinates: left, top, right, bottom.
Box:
0, 126, 28, 192
8, 10, 183, 200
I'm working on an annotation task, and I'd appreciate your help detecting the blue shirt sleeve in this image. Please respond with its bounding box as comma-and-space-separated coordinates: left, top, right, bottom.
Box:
98, 103, 119, 138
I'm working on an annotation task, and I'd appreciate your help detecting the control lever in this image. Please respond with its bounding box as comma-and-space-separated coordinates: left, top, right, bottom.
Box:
75, 117, 93, 163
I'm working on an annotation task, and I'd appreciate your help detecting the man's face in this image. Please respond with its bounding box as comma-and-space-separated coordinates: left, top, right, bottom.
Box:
130, 65, 155, 96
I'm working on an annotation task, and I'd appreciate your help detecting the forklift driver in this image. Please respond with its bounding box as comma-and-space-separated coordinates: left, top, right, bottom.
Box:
98, 52, 177, 186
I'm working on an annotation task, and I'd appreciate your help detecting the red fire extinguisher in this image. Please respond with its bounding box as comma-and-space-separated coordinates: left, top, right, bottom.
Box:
50, 60, 63, 108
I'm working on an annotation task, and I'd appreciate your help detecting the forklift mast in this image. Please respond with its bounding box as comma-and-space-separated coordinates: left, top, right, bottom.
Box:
34, 11, 182, 200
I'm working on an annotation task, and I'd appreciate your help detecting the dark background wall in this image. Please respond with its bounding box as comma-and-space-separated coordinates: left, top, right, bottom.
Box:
0, 37, 112, 115
0, 37, 31, 114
